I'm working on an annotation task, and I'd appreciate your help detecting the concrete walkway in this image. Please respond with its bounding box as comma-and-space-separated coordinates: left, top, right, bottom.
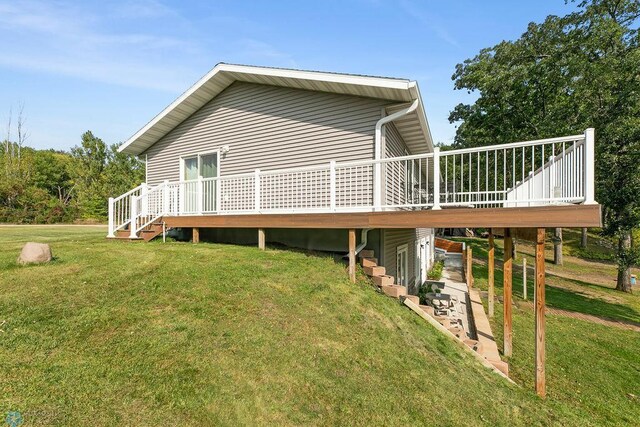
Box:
439, 265, 472, 335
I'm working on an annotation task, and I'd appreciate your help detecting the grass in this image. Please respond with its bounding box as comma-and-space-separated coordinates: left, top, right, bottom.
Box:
0, 226, 638, 425
455, 232, 640, 425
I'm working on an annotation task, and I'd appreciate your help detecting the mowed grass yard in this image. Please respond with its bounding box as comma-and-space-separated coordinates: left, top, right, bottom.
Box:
0, 226, 638, 426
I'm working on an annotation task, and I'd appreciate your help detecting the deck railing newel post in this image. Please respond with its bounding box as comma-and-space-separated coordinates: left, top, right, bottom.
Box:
329, 160, 336, 212
197, 176, 203, 215
140, 182, 148, 216
432, 147, 441, 210
107, 197, 115, 238
129, 194, 138, 239
163, 180, 169, 215
373, 161, 381, 211
584, 128, 596, 204
215, 178, 221, 214
254, 169, 261, 212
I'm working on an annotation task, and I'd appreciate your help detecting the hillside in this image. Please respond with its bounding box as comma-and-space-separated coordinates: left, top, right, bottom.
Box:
0, 226, 636, 426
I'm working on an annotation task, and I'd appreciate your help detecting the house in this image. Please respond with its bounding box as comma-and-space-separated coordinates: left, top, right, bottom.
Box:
110, 63, 600, 297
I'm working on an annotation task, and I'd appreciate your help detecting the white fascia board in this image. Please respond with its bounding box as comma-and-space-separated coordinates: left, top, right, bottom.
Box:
413, 82, 435, 152
220, 63, 414, 90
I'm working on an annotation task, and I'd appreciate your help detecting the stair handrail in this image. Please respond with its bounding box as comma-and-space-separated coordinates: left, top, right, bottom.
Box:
108, 183, 147, 238
132, 182, 168, 236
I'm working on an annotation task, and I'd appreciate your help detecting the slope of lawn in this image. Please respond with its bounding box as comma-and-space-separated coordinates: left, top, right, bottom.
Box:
0, 226, 636, 426
459, 232, 640, 426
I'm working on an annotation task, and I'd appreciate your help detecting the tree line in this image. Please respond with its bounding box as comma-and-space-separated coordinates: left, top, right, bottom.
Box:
1, 111, 144, 223
449, 0, 639, 292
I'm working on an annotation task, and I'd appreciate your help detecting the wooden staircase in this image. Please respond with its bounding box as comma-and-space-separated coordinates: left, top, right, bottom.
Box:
359, 250, 419, 304
113, 218, 166, 242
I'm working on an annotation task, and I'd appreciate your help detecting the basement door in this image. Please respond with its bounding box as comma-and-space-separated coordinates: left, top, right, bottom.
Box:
396, 244, 409, 287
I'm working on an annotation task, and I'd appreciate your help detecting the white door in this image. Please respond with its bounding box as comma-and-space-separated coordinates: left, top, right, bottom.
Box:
396, 244, 409, 287
416, 238, 428, 285
181, 152, 218, 213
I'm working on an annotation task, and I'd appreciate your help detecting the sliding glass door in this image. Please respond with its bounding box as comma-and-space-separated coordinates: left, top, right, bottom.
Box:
182, 152, 218, 213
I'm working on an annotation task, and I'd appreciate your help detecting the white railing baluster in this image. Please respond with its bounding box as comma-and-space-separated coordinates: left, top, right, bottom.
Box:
254, 169, 261, 212
129, 194, 137, 238
433, 147, 441, 209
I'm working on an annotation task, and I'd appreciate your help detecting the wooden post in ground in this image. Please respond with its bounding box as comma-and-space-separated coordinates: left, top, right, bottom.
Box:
488, 230, 495, 318
192, 228, 200, 244
535, 228, 546, 398
466, 247, 473, 288
348, 229, 356, 283
258, 228, 266, 250
503, 228, 513, 357
523, 258, 527, 300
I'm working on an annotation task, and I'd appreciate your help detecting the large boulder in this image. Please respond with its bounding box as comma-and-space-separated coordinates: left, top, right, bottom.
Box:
17, 242, 52, 265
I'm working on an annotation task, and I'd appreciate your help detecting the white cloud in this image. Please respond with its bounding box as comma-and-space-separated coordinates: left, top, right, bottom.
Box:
0, 0, 200, 91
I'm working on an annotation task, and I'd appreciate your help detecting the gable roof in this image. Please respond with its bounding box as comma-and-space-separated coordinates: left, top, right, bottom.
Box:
119, 63, 434, 156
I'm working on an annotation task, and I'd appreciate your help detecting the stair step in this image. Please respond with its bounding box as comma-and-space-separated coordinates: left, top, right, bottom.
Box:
372, 275, 394, 287
360, 257, 378, 268
381, 284, 407, 298
358, 249, 375, 259
363, 265, 385, 277
401, 295, 420, 306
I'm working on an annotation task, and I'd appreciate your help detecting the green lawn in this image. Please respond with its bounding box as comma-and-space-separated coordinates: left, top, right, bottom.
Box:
0, 226, 638, 426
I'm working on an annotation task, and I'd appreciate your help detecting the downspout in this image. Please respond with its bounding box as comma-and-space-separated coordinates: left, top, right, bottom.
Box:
342, 228, 372, 258
374, 99, 420, 211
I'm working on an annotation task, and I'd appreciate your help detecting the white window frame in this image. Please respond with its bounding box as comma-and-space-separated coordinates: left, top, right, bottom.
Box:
396, 244, 409, 287
179, 149, 220, 181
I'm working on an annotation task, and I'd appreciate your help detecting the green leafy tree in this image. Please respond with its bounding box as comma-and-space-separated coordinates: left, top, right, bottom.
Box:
449, 0, 640, 292
70, 131, 109, 219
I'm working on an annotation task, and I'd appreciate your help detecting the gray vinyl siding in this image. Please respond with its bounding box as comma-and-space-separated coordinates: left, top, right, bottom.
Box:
143, 81, 388, 186
382, 227, 434, 295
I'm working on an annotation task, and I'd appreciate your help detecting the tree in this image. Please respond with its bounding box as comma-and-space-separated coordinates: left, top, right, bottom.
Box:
70, 131, 109, 219
449, 0, 640, 292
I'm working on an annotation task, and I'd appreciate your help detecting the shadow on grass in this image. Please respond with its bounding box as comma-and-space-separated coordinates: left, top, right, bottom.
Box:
469, 251, 640, 325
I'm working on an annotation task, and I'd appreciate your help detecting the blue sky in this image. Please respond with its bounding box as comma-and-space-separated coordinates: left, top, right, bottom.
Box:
0, 0, 578, 151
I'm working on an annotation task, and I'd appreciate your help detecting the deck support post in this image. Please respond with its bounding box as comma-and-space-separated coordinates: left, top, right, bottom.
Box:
466, 246, 473, 288
192, 228, 200, 244
503, 228, 513, 357
535, 227, 546, 398
348, 229, 356, 283
488, 229, 495, 317
258, 228, 266, 250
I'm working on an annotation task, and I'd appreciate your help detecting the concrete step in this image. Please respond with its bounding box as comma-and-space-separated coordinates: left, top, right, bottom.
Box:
381, 284, 407, 298
401, 295, 420, 306
372, 275, 394, 287
363, 265, 385, 277
358, 249, 375, 259
360, 257, 378, 268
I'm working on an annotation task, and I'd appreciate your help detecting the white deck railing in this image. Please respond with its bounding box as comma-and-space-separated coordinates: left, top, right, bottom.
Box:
107, 129, 595, 238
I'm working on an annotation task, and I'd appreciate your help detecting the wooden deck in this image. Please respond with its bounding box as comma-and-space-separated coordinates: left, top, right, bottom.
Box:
163, 204, 601, 229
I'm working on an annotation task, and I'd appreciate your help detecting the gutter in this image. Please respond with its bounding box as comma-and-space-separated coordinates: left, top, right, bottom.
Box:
373, 99, 420, 210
